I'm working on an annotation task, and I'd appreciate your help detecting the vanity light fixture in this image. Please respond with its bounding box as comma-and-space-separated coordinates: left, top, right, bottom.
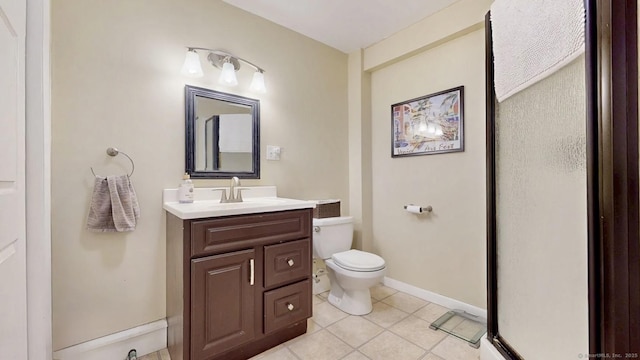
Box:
181, 47, 266, 93
218, 60, 239, 86
250, 70, 266, 93
181, 49, 204, 78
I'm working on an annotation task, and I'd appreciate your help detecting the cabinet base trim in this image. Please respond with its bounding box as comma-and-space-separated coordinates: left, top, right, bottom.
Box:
212, 321, 307, 360
53, 319, 167, 360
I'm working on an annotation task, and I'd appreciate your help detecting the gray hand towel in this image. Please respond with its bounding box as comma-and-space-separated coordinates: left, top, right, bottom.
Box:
87, 175, 140, 232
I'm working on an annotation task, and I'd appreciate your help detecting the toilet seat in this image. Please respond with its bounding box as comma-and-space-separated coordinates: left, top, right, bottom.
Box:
331, 249, 385, 272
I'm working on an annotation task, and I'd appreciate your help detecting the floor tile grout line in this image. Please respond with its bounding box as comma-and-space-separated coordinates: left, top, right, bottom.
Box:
385, 315, 443, 352
370, 293, 395, 302
340, 349, 372, 360
379, 292, 432, 314
359, 312, 387, 330
429, 333, 459, 359
285, 342, 304, 360
353, 328, 389, 353
356, 329, 429, 359
286, 328, 355, 359
325, 327, 355, 351
323, 315, 384, 349
364, 304, 411, 329
357, 329, 428, 359
383, 301, 430, 316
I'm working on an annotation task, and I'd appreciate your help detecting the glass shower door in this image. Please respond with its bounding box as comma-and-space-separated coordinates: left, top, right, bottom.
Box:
494, 55, 589, 359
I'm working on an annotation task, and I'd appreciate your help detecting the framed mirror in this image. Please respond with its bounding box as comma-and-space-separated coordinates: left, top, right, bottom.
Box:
185, 85, 260, 179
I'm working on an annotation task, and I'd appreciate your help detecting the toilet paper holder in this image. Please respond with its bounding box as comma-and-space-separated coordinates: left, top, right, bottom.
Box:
404, 204, 433, 213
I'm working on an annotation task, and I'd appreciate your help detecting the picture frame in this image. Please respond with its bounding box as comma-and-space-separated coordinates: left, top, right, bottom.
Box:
391, 86, 464, 157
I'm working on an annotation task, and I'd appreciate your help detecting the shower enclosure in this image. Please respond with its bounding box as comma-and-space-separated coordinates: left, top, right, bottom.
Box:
485, 1, 639, 358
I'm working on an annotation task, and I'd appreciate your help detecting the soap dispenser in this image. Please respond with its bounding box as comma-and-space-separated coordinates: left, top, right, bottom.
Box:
178, 173, 194, 203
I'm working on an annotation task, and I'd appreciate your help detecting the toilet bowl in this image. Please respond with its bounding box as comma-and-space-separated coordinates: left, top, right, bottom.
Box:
312, 216, 386, 315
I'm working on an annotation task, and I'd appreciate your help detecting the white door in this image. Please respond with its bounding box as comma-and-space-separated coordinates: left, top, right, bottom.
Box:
0, 0, 27, 359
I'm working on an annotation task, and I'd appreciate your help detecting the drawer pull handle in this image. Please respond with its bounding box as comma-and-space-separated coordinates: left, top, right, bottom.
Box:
287, 303, 295, 311
249, 258, 254, 286
287, 258, 295, 267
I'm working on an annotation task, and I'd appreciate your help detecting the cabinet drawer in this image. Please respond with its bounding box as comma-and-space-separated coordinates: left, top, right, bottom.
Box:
191, 209, 311, 257
264, 238, 311, 289
264, 279, 312, 335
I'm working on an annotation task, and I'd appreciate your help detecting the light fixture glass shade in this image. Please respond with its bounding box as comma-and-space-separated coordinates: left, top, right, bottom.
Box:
250, 71, 266, 93
181, 50, 203, 78
218, 62, 238, 86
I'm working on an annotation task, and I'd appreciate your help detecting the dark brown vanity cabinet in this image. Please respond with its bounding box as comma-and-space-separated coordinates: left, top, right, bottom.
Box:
167, 209, 313, 360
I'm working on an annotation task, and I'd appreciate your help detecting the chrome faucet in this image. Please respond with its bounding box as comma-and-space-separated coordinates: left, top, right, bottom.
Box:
213, 177, 246, 203
229, 176, 240, 202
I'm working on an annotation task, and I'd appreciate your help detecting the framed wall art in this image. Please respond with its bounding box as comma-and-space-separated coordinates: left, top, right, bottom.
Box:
391, 86, 464, 157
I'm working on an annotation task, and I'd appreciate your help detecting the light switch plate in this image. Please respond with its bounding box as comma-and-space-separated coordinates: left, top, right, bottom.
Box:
266, 145, 281, 160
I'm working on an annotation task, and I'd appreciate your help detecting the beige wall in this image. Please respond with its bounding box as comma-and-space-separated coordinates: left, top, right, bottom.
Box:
363, 0, 490, 71
369, 29, 487, 308
357, 0, 490, 308
347, 50, 372, 250
51, 0, 348, 350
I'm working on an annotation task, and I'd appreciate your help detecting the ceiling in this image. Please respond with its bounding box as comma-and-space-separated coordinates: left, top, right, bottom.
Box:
222, 0, 460, 53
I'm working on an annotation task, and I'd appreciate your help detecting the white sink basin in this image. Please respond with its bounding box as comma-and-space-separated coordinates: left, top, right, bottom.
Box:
163, 187, 316, 219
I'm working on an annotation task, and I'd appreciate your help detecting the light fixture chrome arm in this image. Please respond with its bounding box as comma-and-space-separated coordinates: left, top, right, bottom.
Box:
186, 47, 265, 73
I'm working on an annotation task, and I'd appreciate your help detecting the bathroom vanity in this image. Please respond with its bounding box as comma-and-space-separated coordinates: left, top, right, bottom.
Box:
164, 187, 315, 360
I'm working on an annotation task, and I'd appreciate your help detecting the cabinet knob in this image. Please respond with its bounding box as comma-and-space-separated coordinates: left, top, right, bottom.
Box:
287, 303, 295, 311
287, 258, 295, 267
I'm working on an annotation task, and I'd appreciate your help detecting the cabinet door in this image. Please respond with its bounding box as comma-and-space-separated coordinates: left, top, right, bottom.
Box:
191, 249, 255, 360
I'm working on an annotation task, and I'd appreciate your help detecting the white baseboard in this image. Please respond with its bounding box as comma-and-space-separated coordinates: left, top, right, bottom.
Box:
53, 319, 167, 360
481, 336, 507, 360
382, 276, 487, 321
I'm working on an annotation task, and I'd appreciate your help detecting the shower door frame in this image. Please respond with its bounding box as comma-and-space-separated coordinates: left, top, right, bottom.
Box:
485, 0, 639, 358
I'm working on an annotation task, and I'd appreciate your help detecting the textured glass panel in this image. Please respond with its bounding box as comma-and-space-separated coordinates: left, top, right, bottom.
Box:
496, 55, 588, 359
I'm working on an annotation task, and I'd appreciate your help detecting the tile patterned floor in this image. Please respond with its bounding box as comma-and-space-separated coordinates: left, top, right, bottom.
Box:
139, 348, 171, 360
140, 285, 481, 360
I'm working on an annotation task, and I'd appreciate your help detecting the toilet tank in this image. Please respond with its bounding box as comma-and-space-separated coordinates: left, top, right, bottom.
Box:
312, 216, 354, 259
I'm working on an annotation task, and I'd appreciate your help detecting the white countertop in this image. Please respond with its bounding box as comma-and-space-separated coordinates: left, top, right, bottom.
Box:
163, 186, 316, 219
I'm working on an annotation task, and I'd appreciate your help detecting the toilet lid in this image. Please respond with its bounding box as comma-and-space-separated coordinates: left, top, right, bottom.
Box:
331, 250, 385, 272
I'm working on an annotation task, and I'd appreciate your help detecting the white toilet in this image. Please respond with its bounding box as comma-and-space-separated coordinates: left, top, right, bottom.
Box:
312, 216, 386, 315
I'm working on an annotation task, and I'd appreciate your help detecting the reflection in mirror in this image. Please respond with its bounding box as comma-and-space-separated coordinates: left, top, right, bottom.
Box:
185, 85, 260, 178
195, 100, 252, 171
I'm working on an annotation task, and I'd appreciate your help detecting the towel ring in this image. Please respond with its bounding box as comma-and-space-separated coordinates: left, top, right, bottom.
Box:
90, 147, 135, 177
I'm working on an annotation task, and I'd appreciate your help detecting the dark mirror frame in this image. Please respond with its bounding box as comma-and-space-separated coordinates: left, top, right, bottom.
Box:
185, 85, 260, 179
